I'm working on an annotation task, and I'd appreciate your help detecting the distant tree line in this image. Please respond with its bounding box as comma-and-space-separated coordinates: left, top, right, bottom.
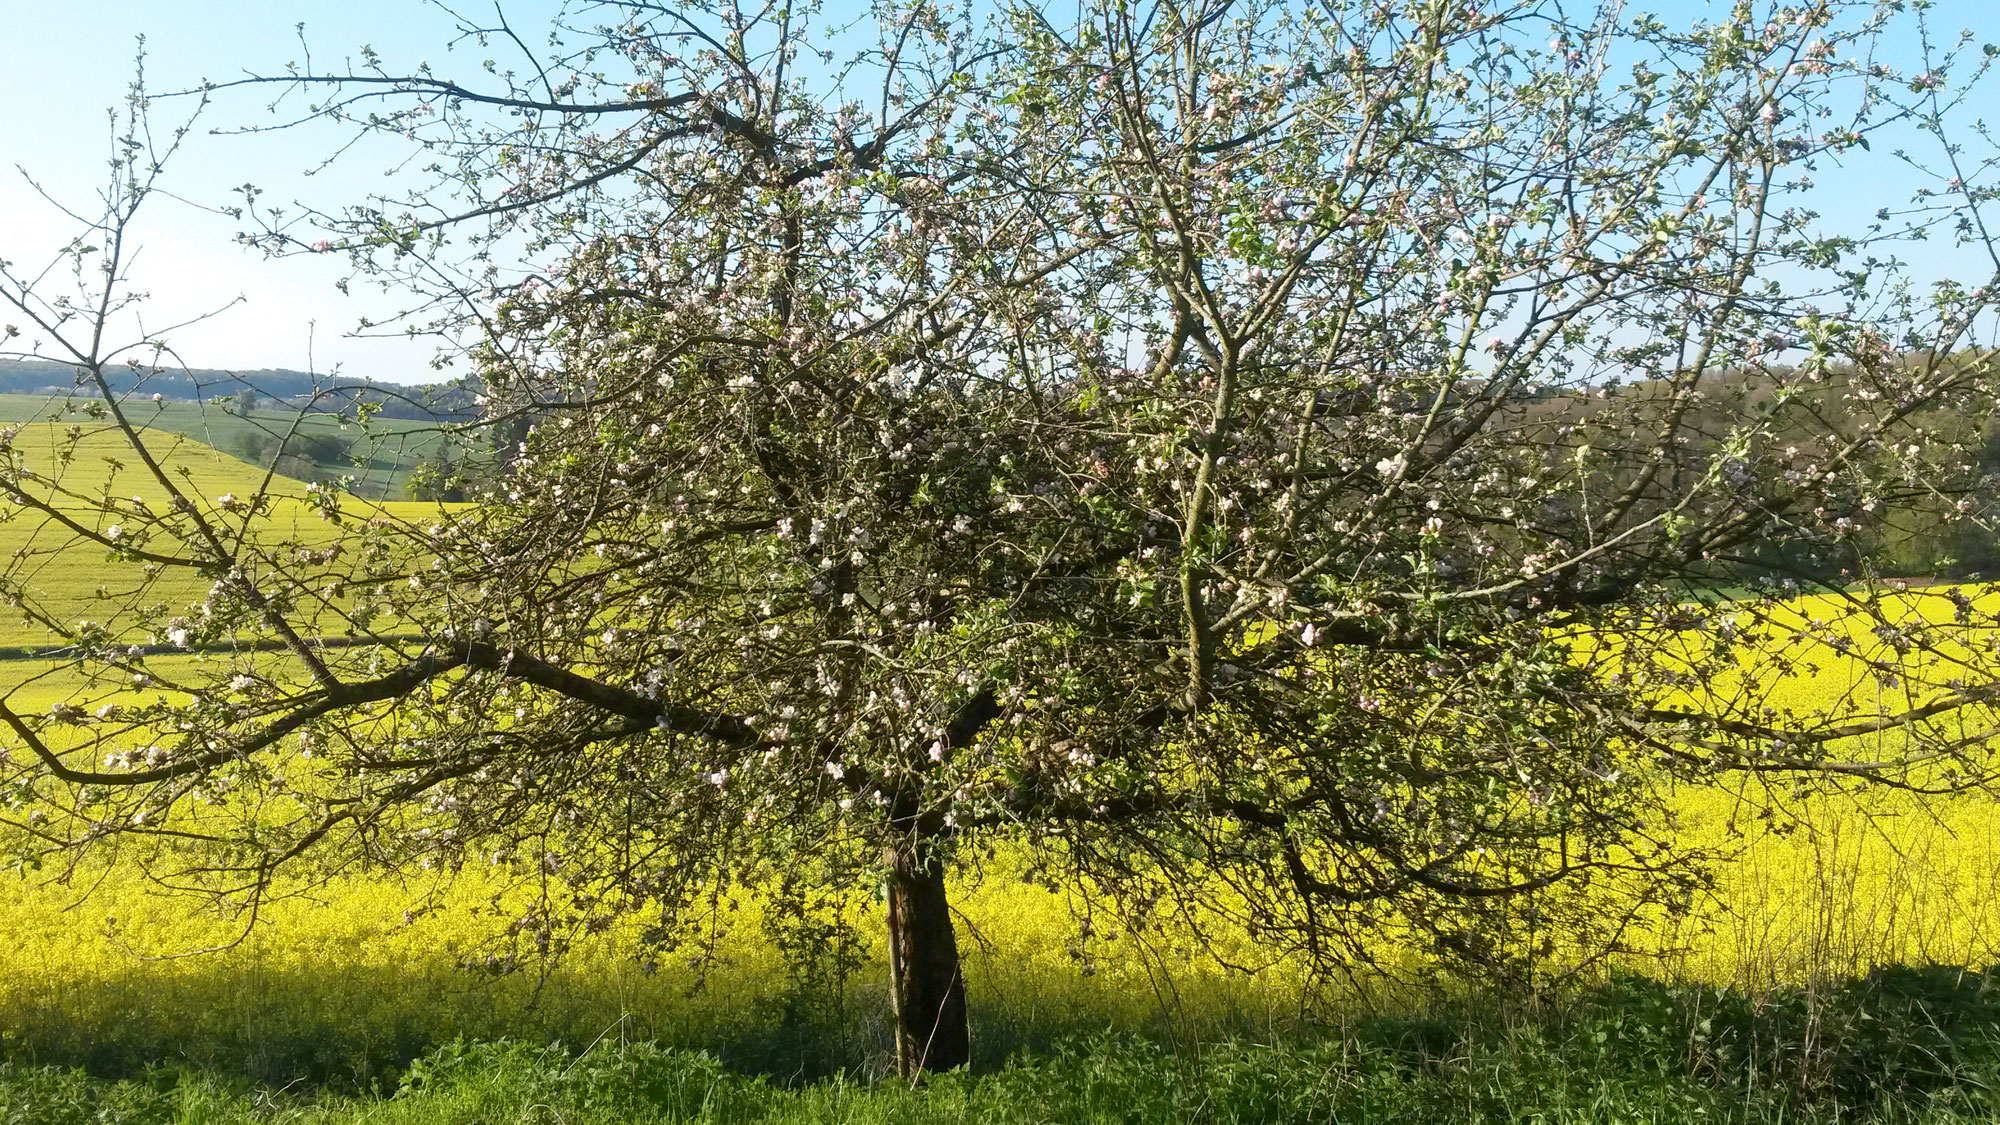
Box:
1567, 360, 2000, 585
0, 359, 478, 422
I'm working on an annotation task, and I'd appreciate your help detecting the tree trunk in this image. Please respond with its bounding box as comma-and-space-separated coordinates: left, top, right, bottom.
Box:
883, 839, 970, 1075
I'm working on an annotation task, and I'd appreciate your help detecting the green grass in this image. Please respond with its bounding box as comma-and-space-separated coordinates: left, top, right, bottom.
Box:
9, 971, 2000, 1123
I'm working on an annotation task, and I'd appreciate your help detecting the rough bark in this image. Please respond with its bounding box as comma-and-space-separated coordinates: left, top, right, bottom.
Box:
883, 839, 970, 1075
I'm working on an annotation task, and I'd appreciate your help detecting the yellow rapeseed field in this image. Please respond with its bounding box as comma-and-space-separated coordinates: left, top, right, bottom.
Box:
1647, 585, 2000, 987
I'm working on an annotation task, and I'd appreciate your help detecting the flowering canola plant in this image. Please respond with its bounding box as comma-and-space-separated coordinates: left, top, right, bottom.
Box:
2, 585, 1998, 1072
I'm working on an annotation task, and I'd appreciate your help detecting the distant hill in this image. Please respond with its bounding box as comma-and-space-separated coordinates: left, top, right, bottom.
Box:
0, 392, 482, 501
0, 360, 479, 422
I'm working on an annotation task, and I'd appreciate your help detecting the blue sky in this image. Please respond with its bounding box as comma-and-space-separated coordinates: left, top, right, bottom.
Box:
0, 1, 469, 385
2, 1, 1997, 387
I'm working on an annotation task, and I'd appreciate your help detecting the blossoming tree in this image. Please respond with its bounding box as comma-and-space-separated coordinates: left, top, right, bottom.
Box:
5, 0, 2000, 1075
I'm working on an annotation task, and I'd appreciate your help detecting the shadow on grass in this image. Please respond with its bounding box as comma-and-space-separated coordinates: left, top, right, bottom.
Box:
0, 951, 1294, 1092
4, 957, 866, 1091
10, 954, 2000, 1121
